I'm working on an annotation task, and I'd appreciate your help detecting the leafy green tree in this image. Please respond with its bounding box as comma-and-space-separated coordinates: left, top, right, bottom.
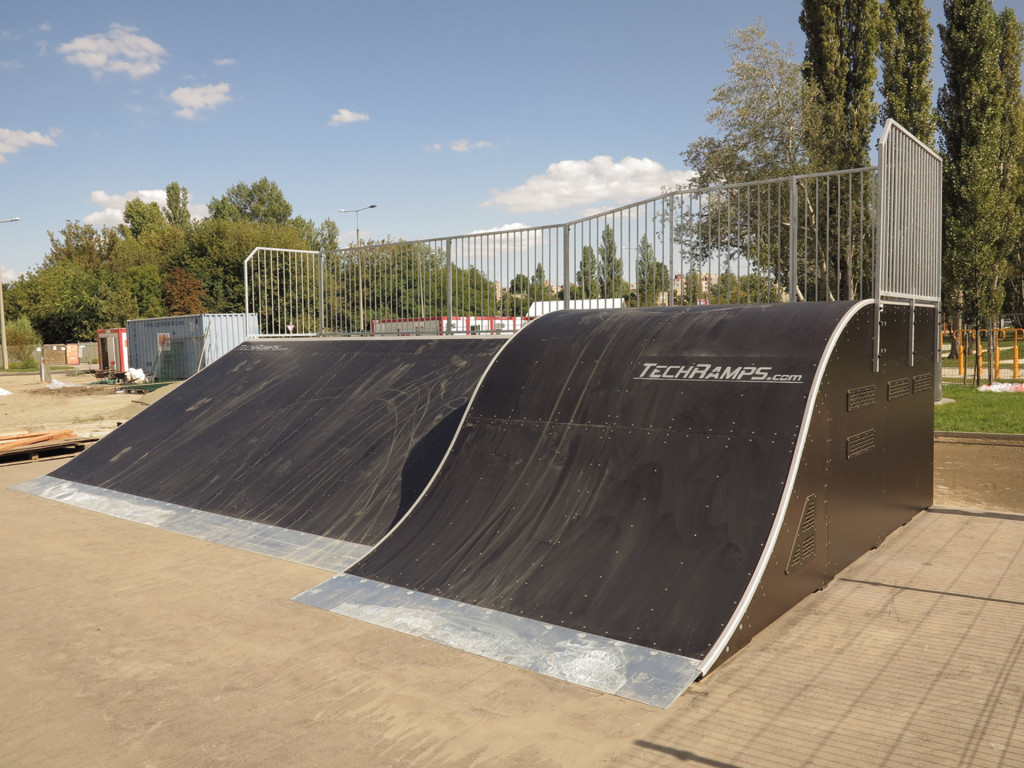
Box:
508, 274, 531, 294
597, 225, 624, 299
163, 182, 193, 229
121, 198, 167, 240
996, 8, 1024, 319
291, 216, 341, 251
5, 262, 107, 341
208, 177, 293, 225
684, 22, 815, 185
575, 245, 599, 298
800, 0, 880, 172
938, 0, 1009, 340
879, 0, 937, 145
42, 221, 119, 270
5, 316, 41, 368
183, 218, 308, 314
800, 0, 880, 299
635, 234, 670, 306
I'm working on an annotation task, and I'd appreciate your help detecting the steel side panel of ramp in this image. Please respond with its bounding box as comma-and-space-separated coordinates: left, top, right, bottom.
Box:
300, 303, 899, 706
42, 337, 505, 546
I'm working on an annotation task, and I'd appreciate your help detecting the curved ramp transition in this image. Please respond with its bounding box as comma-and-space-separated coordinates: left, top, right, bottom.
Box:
299, 301, 935, 706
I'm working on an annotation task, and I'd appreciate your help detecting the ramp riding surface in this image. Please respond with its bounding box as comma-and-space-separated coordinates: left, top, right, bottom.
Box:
301, 302, 934, 705
29, 337, 504, 556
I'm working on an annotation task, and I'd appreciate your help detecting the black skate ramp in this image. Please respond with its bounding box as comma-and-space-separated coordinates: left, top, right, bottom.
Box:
298, 301, 935, 706
20, 337, 504, 569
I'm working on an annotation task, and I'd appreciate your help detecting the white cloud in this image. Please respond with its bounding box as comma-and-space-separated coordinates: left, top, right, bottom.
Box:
450, 139, 492, 153
426, 143, 442, 152
83, 188, 208, 227
170, 83, 231, 119
0, 60, 22, 70
484, 156, 696, 214
329, 108, 370, 126
0, 128, 60, 164
213, 58, 235, 66
59, 23, 166, 79
39, 23, 52, 32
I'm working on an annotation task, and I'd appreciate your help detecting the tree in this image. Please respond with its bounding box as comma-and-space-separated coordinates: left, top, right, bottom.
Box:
996, 8, 1024, 319
42, 221, 119, 270
938, 0, 1009, 348
800, 0, 880, 300
683, 22, 815, 185
596, 225, 624, 299
163, 266, 207, 315
879, 0, 937, 145
635, 234, 670, 306
121, 198, 167, 240
5, 262, 107, 341
163, 182, 192, 228
291, 216, 341, 251
208, 177, 293, 225
576, 245, 599, 298
800, 0, 880, 171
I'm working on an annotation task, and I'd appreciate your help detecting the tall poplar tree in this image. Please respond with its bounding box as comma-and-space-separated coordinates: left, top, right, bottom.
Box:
938, 0, 1007, 343
879, 0, 937, 145
800, 0, 880, 171
800, 0, 879, 299
996, 8, 1024, 318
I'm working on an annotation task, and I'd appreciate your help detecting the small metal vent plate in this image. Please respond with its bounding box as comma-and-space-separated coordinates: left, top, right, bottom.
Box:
786, 494, 817, 573
847, 385, 876, 411
913, 373, 933, 394
888, 378, 912, 400
847, 429, 876, 459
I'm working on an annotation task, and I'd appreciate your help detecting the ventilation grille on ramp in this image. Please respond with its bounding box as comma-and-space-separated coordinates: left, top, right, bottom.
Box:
888, 378, 912, 400
847, 385, 876, 411
786, 494, 817, 573
847, 429, 876, 459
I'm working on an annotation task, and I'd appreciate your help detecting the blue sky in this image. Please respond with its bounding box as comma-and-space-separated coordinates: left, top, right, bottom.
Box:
0, 0, 1001, 280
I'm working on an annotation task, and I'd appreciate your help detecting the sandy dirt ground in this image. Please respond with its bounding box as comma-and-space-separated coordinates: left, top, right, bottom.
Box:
0, 370, 180, 440
1, 373, 1022, 767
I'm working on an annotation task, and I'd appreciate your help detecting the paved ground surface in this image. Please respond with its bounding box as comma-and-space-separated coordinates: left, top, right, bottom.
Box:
2, 421, 1023, 765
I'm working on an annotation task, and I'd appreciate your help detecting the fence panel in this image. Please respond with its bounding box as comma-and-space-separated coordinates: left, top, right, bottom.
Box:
245, 121, 937, 338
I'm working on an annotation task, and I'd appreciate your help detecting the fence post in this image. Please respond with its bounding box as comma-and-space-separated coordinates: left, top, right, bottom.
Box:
668, 196, 675, 307
788, 177, 798, 303
445, 239, 453, 335
563, 226, 570, 311
318, 249, 325, 336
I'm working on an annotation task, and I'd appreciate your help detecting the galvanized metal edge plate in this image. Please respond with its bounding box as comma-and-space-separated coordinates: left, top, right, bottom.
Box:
13, 476, 370, 573
295, 573, 701, 708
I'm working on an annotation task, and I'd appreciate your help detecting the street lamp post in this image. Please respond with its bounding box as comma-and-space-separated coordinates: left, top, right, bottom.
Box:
0, 217, 20, 371
338, 205, 377, 333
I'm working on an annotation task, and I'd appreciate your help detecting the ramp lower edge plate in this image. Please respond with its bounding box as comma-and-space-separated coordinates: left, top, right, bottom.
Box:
14, 477, 371, 573
295, 573, 701, 708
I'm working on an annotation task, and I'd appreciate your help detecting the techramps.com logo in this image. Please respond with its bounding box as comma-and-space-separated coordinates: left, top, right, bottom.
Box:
633, 360, 804, 384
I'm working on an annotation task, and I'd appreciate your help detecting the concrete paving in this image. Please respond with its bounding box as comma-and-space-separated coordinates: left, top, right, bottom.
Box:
3, 440, 1023, 767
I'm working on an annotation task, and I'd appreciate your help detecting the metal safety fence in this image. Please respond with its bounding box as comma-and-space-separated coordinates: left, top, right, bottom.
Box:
246, 120, 940, 339
941, 327, 1024, 383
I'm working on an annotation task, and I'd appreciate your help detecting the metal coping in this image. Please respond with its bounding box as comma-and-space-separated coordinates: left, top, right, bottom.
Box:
294, 572, 701, 709
13, 476, 371, 573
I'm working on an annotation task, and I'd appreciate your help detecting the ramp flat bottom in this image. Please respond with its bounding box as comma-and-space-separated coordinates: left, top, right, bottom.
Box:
295, 573, 701, 708
15, 477, 371, 573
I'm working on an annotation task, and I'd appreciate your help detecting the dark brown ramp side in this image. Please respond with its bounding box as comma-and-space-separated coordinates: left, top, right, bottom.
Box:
39, 337, 504, 545
299, 301, 934, 705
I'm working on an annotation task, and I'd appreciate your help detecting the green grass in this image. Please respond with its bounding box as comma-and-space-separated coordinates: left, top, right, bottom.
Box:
935, 384, 1024, 434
